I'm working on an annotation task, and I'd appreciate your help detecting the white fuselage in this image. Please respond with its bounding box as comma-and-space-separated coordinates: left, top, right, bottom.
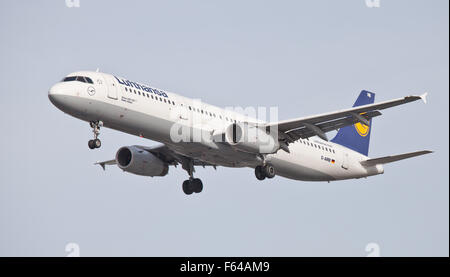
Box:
48, 71, 384, 182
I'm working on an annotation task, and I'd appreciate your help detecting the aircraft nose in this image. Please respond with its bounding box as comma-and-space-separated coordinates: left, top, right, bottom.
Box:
48, 83, 69, 110
48, 82, 87, 117
48, 83, 62, 99
48, 86, 56, 99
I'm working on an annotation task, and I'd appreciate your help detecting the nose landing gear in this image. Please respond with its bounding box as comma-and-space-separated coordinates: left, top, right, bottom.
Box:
88, 121, 103, 149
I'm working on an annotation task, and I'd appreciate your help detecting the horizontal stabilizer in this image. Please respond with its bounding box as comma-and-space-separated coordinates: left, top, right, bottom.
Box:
360, 150, 433, 167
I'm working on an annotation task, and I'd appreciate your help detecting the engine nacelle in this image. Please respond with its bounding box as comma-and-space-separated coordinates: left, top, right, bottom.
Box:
224, 123, 280, 154
115, 146, 168, 177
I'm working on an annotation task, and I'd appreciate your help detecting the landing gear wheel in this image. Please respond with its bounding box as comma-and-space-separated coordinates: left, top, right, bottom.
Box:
263, 164, 275, 179
182, 180, 193, 195
193, 178, 203, 193
88, 140, 95, 149
255, 166, 266, 180
93, 139, 101, 148
182, 178, 203, 195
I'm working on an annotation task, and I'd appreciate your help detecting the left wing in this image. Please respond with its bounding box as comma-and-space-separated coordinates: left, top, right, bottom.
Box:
265, 93, 427, 143
95, 144, 216, 170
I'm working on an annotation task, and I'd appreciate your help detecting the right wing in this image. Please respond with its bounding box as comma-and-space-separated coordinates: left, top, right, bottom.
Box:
360, 150, 433, 167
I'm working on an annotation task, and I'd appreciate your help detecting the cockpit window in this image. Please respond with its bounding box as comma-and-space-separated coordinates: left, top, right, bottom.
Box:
76, 76, 87, 82
63, 76, 94, 84
63, 76, 77, 82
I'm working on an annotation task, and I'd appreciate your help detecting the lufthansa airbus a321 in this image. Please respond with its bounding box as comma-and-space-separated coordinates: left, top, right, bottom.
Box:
48, 71, 432, 195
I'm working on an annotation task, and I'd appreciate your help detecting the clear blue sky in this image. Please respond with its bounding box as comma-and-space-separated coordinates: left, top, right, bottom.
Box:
0, 0, 448, 256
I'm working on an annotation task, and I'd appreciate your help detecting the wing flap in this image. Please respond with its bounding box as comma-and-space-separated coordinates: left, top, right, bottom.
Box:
360, 150, 433, 167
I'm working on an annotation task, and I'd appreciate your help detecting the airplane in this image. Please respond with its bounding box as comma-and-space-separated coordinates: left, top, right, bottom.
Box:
48, 71, 432, 195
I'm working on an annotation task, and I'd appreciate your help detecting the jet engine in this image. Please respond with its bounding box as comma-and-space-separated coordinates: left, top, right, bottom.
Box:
224, 123, 280, 154
115, 146, 168, 176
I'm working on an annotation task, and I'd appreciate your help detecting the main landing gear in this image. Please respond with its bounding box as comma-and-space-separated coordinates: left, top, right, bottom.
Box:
182, 178, 203, 195
181, 159, 203, 195
255, 164, 276, 181
88, 121, 103, 150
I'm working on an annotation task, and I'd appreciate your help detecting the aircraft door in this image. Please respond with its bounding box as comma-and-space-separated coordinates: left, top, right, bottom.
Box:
342, 152, 349, 170
104, 75, 118, 100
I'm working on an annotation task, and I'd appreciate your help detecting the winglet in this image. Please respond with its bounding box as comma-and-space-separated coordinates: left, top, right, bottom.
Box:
94, 159, 116, 170
420, 92, 428, 104
95, 161, 106, 171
